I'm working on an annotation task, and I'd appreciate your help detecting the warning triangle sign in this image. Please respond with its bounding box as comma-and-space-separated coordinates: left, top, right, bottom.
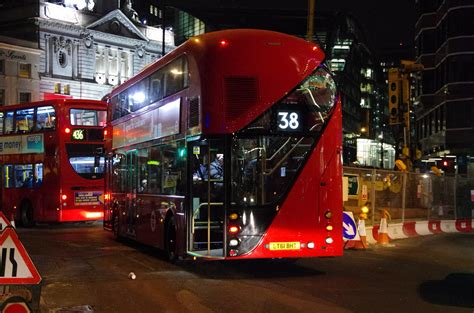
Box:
0, 212, 12, 231
0, 228, 41, 284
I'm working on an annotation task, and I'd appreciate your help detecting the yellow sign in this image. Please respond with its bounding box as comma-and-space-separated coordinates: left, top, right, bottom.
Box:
269, 242, 300, 251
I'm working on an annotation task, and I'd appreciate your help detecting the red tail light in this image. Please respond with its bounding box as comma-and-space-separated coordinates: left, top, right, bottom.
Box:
229, 225, 240, 234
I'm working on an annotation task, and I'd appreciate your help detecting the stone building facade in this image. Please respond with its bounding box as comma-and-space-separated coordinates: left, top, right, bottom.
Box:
0, 0, 175, 105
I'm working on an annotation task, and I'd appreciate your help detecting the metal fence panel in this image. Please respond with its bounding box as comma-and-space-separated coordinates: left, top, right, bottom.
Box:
343, 166, 474, 226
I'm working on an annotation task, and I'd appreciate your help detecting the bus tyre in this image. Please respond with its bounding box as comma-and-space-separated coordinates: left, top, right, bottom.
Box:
20, 202, 35, 228
165, 216, 177, 262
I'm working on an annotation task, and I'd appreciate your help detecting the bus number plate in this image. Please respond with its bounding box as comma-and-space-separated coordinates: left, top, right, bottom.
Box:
269, 242, 300, 251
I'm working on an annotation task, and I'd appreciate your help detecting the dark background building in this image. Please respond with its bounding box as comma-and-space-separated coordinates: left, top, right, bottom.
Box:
414, 0, 474, 175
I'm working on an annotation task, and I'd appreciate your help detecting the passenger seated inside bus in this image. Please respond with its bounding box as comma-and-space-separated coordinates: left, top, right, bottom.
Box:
23, 173, 34, 188
194, 154, 224, 181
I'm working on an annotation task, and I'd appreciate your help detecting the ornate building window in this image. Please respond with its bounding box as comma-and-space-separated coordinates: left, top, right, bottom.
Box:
95, 46, 131, 85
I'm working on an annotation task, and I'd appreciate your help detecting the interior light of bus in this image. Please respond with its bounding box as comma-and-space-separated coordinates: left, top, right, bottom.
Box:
324, 210, 332, 219
219, 40, 228, 47
85, 212, 103, 219
326, 224, 333, 231
229, 213, 239, 221
65, 127, 71, 134
325, 237, 334, 244
229, 239, 239, 247
228, 225, 240, 234
170, 69, 183, 75
131, 92, 146, 104
177, 147, 186, 158
61, 194, 67, 200
307, 242, 315, 249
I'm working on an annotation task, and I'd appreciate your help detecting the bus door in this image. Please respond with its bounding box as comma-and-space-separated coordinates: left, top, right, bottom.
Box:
125, 150, 138, 237
188, 139, 226, 258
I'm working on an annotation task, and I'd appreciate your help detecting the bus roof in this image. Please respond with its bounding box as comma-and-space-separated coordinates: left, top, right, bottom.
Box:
1, 99, 107, 111
108, 29, 326, 134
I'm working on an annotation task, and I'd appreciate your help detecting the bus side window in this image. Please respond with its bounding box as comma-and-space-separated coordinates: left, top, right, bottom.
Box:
148, 146, 162, 194
161, 143, 185, 196
36, 106, 56, 130
15, 108, 34, 133
150, 69, 163, 104
0, 112, 4, 135
4, 111, 14, 134
14, 164, 33, 188
138, 148, 149, 193
3, 165, 13, 188
35, 163, 43, 187
112, 153, 127, 193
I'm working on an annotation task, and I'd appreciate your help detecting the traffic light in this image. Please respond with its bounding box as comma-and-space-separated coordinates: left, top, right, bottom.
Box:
401, 74, 410, 128
388, 69, 400, 125
440, 158, 455, 174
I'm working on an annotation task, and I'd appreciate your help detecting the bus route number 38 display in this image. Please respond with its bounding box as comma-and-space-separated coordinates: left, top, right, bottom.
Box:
277, 110, 302, 132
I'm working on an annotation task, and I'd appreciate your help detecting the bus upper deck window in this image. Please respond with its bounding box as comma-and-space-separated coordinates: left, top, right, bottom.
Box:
15, 108, 34, 133
4, 111, 14, 134
0, 112, 4, 135
36, 106, 56, 129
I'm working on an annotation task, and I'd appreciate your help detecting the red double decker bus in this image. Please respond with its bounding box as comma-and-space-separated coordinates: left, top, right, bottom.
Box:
103, 29, 343, 260
0, 99, 107, 226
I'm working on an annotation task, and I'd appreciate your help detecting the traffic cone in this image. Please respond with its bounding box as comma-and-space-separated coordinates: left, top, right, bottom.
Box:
345, 219, 368, 250
377, 217, 390, 245
353, 219, 368, 249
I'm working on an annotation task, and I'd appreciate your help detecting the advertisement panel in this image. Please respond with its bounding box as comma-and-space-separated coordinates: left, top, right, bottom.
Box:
0, 134, 44, 155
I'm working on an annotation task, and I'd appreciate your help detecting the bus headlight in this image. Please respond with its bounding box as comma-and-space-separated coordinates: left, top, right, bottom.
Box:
229, 238, 240, 247
325, 237, 334, 244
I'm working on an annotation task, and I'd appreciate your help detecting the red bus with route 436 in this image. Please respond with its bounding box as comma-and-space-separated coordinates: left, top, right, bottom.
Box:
0, 99, 107, 226
103, 29, 343, 260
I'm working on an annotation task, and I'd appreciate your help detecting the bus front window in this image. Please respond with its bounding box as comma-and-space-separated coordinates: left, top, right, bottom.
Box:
231, 65, 337, 206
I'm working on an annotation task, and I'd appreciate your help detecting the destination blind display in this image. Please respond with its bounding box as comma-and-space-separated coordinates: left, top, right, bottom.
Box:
275, 109, 303, 132
71, 129, 85, 141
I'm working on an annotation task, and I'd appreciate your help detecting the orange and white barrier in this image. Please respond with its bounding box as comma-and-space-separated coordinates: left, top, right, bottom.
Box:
365, 218, 474, 244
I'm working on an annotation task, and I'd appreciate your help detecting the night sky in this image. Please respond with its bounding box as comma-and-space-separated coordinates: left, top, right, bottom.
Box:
315, 0, 416, 53
161, 0, 416, 57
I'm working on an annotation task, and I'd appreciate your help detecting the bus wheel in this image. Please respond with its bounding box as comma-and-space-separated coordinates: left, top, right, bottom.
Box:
20, 202, 35, 228
165, 216, 177, 262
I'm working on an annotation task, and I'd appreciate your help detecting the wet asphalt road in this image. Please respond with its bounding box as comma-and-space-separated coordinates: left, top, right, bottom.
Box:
15, 223, 474, 313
